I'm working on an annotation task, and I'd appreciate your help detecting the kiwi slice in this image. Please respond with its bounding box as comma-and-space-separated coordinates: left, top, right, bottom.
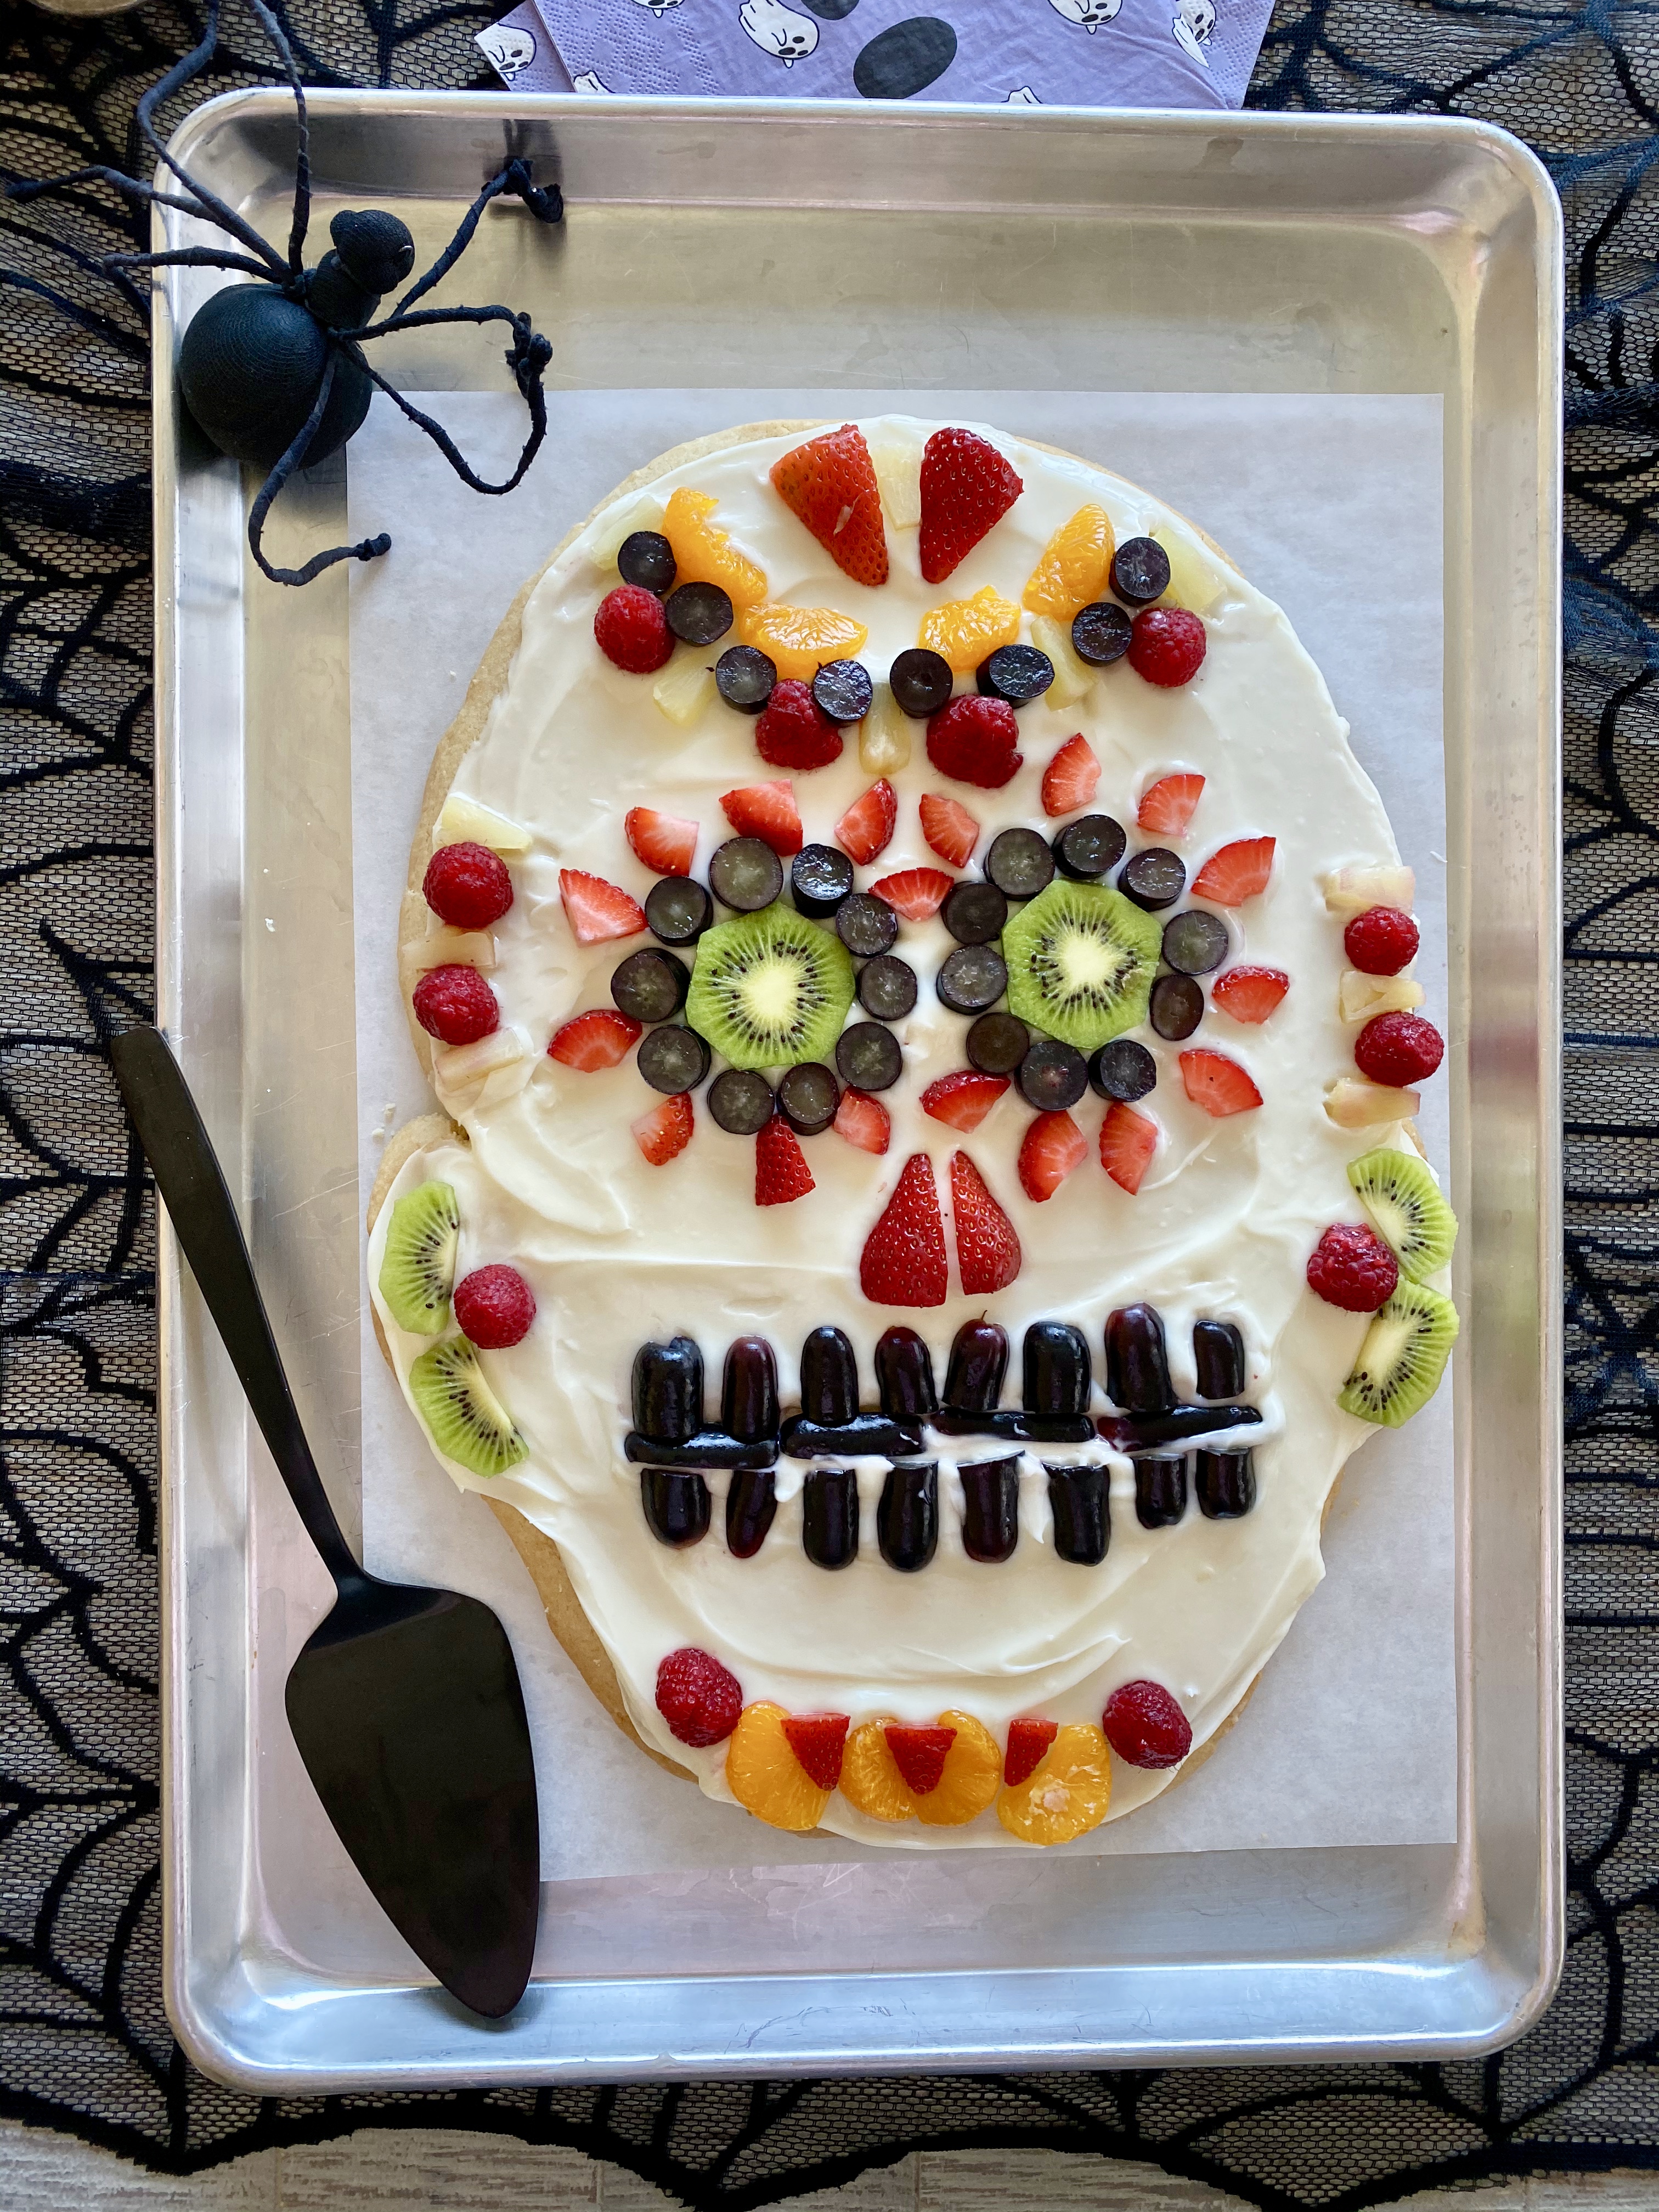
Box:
1002, 881, 1162, 1052
1338, 1280, 1459, 1428
685, 901, 854, 1072
378, 1180, 459, 1335
1347, 1147, 1458, 1283
409, 1336, 528, 1477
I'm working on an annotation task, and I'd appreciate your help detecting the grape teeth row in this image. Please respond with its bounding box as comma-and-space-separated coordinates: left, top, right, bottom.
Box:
631, 1308, 1259, 1564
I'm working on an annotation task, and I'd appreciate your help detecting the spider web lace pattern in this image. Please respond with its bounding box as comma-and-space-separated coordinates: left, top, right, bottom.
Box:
0, 0, 1646, 2198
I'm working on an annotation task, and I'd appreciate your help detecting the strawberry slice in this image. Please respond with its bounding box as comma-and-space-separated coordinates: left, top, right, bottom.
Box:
860, 1153, 948, 1307
1137, 772, 1205, 837
950, 1150, 1022, 1294
833, 1088, 891, 1155
1017, 1109, 1089, 1201
1003, 1717, 1059, 1789
1212, 965, 1290, 1024
632, 1090, 693, 1164
921, 1069, 1009, 1132
783, 1711, 851, 1790
624, 806, 698, 877
884, 1723, 957, 1796
756, 1115, 815, 1205
1040, 734, 1100, 818
548, 1008, 642, 1070
770, 425, 889, 588
871, 867, 954, 922
560, 868, 647, 946
918, 428, 1023, 584
721, 780, 803, 856
919, 792, 980, 868
1180, 1049, 1263, 1118
1192, 836, 1276, 906
1099, 1101, 1158, 1193
835, 778, 898, 867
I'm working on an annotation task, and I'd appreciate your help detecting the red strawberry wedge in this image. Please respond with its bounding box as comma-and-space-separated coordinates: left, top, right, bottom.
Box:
1211, 965, 1289, 1024
871, 867, 955, 922
921, 1069, 1009, 1133
950, 1151, 1022, 1294
1192, 837, 1275, 906
770, 425, 889, 588
755, 1115, 815, 1205
624, 806, 698, 876
860, 1153, 949, 1307
833, 1088, 891, 1155
1018, 1109, 1089, 1201
560, 868, 647, 945
782, 1711, 852, 1790
835, 779, 898, 866
721, 780, 803, 855
548, 1008, 642, 1069
919, 792, 980, 867
632, 1091, 693, 1164
926, 696, 1022, 789
1003, 1717, 1059, 1788
755, 679, 843, 771
884, 1723, 957, 1795
918, 428, 1023, 584
1137, 772, 1205, 837
1180, 1049, 1263, 1118
1099, 1101, 1158, 1193
1040, 735, 1101, 819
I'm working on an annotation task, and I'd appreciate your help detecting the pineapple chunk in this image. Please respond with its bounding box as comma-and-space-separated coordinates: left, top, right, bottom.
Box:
860, 684, 912, 775
586, 494, 665, 575
1323, 864, 1415, 915
1339, 970, 1425, 1022
436, 1025, 530, 1113
868, 435, 923, 529
652, 651, 716, 726
415, 927, 496, 973
1028, 616, 1098, 708
1324, 1077, 1420, 1128
435, 794, 531, 855
1153, 525, 1229, 617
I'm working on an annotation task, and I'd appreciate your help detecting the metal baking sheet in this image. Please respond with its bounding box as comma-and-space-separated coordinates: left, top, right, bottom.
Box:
153, 92, 1564, 2089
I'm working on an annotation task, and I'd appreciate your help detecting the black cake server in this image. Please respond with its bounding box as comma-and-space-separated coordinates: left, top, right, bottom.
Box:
111, 1024, 539, 2019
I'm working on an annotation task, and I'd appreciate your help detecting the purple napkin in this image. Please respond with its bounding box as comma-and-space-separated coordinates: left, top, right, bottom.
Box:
519, 0, 1267, 111
476, 4, 577, 91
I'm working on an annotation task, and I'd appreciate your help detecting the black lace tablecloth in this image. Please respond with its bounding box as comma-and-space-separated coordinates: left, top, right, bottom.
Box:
0, 0, 1646, 2200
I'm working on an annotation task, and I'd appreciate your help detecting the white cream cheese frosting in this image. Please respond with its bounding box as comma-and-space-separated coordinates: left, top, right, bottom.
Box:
367, 415, 1420, 1846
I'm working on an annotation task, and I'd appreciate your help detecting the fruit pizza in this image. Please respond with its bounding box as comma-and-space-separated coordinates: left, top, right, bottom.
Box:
366, 416, 1456, 1847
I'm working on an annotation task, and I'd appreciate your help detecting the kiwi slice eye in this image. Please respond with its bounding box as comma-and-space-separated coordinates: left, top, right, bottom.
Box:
378, 1180, 459, 1335
1347, 1147, 1458, 1283
685, 901, 855, 1073
1002, 881, 1162, 1052
1338, 1280, 1459, 1428
409, 1336, 528, 1477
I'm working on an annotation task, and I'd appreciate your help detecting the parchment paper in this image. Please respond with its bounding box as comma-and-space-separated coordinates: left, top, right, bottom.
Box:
348, 388, 1453, 1877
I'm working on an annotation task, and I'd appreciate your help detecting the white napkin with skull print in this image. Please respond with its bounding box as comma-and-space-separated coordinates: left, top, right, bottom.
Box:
477, 0, 1262, 111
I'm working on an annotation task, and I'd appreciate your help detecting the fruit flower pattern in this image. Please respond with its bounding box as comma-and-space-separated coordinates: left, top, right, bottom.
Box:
371, 416, 1457, 1849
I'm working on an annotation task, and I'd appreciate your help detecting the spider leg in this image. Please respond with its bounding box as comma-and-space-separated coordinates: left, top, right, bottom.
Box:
240, 0, 311, 276
106, 247, 280, 281
390, 156, 562, 319
134, 2, 288, 277
246, 351, 392, 586
341, 334, 549, 498
5, 166, 206, 224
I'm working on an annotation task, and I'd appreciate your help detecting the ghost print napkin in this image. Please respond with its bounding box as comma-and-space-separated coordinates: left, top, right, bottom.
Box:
487, 0, 1270, 112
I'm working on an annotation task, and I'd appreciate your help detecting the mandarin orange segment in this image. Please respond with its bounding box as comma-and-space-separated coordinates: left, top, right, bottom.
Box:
915, 1709, 1002, 1827
1023, 504, 1115, 621
994, 1722, 1113, 1846
662, 487, 769, 611
738, 602, 870, 683
725, 1702, 831, 1832
919, 585, 1021, 674
838, 1718, 918, 1822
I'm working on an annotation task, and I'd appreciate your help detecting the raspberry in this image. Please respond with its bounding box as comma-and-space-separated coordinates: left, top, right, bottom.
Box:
1102, 1679, 1193, 1769
1345, 905, 1420, 976
1354, 1009, 1444, 1086
655, 1646, 742, 1748
1306, 1221, 1398, 1312
422, 840, 514, 929
453, 1263, 536, 1348
412, 963, 499, 1046
1126, 607, 1206, 688
926, 695, 1022, 789
594, 583, 674, 674
754, 679, 844, 771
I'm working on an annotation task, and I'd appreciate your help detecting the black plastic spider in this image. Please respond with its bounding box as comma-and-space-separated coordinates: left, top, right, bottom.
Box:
7, 0, 562, 584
